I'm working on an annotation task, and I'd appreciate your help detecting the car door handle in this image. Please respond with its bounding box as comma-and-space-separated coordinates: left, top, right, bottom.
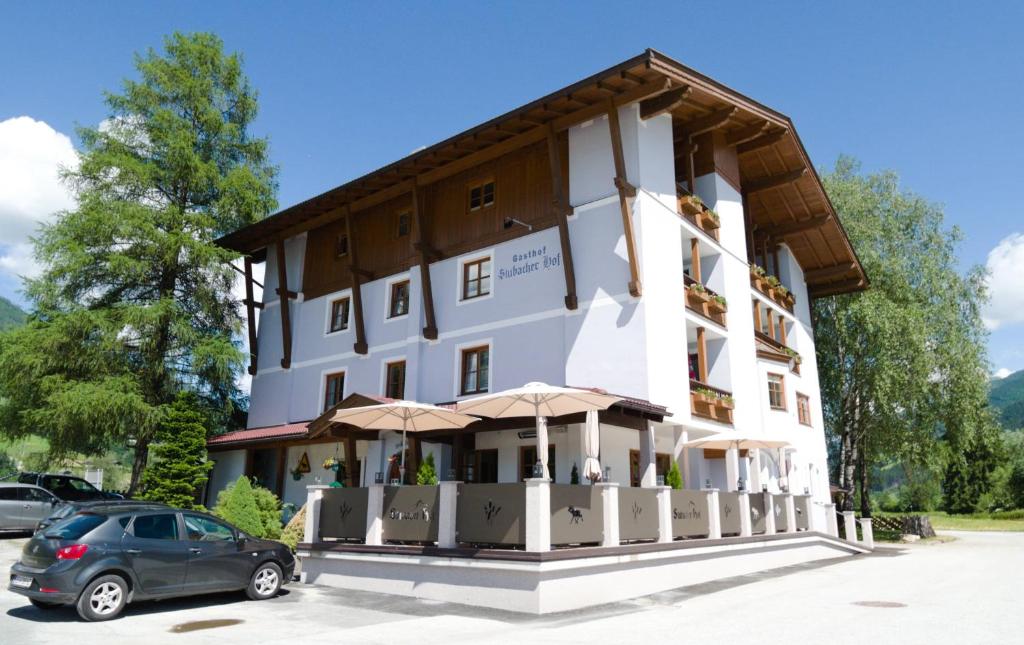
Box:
189, 547, 202, 554
125, 549, 142, 555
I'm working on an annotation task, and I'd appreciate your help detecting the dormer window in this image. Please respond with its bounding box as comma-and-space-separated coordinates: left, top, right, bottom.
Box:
469, 180, 495, 211
336, 233, 349, 258
396, 212, 411, 238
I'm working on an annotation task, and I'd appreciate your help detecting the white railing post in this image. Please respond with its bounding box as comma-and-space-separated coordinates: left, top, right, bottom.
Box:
738, 493, 752, 537
365, 483, 385, 545
525, 478, 551, 552
437, 480, 460, 548
706, 489, 721, 539
656, 486, 672, 543
303, 485, 330, 544
784, 494, 797, 533
842, 510, 857, 542
598, 482, 620, 546
859, 517, 874, 549
763, 492, 777, 534
824, 503, 838, 537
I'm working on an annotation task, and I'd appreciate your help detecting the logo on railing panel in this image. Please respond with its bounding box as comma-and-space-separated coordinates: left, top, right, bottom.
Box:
673, 500, 702, 521
631, 500, 643, 522
483, 500, 502, 525
388, 499, 431, 522
567, 506, 584, 525
339, 501, 353, 523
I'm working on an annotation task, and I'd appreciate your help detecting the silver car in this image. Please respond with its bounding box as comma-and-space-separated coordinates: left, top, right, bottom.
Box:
0, 483, 62, 532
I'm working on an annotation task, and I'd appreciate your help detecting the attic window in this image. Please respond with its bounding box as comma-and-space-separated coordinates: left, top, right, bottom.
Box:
396, 212, 411, 238
469, 180, 495, 211
336, 233, 349, 258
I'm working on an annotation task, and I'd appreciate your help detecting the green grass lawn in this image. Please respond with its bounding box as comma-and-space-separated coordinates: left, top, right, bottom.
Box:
927, 512, 1024, 532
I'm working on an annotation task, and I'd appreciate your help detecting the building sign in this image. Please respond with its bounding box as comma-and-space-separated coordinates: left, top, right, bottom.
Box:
671, 490, 710, 538
498, 244, 563, 281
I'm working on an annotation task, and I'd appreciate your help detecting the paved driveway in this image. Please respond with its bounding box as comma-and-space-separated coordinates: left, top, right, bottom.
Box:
2, 531, 1021, 644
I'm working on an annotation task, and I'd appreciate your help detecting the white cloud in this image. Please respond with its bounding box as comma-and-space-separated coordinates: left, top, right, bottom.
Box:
993, 368, 1011, 379
983, 232, 1024, 331
0, 116, 78, 280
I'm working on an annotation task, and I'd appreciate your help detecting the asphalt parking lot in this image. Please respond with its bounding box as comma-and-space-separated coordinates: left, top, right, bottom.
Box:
2, 530, 1021, 644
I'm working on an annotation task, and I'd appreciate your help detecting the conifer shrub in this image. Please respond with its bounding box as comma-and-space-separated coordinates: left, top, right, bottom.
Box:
139, 392, 213, 509
213, 475, 264, 537
416, 453, 438, 485
665, 461, 683, 490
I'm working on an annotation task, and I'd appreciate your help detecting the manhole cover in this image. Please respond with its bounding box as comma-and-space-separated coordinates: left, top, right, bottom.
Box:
852, 601, 906, 608
170, 619, 244, 633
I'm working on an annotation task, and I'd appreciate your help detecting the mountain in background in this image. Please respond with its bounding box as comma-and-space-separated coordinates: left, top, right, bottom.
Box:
0, 296, 26, 329
990, 369, 1024, 431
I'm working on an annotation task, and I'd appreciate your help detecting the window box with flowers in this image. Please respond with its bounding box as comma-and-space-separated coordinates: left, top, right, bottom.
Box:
686, 282, 711, 308
707, 294, 728, 316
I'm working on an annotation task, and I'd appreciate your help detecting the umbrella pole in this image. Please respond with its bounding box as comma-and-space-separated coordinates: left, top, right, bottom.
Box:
399, 419, 408, 486
535, 407, 548, 481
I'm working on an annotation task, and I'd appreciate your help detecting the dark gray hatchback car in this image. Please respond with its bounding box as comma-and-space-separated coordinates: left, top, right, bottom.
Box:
8, 507, 294, 621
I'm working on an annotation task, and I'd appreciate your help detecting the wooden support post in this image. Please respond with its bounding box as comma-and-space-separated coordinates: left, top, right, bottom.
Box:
243, 256, 259, 375
772, 245, 781, 278
344, 209, 369, 354
761, 237, 770, 274
753, 299, 763, 334
696, 326, 708, 383
766, 309, 775, 342
778, 315, 788, 347
690, 237, 702, 284
346, 435, 359, 488
406, 435, 421, 485
686, 136, 697, 196
410, 185, 439, 339
547, 125, 578, 310
275, 447, 287, 497
453, 432, 465, 481
607, 99, 642, 297
743, 191, 755, 263
275, 240, 292, 369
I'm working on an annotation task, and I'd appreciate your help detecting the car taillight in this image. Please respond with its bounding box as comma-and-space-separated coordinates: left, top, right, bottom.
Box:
56, 544, 88, 560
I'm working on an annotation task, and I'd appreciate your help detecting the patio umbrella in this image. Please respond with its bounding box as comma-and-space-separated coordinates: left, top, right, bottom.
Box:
455, 382, 621, 480
582, 410, 602, 482
329, 400, 478, 484
683, 432, 791, 489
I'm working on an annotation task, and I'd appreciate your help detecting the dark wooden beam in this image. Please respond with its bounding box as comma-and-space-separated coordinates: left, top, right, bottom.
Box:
345, 434, 358, 488
808, 277, 867, 298
757, 213, 832, 238
410, 184, 439, 340
744, 168, 807, 195
638, 85, 691, 120
546, 125, 578, 310
607, 98, 642, 298
344, 209, 369, 354
674, 107, 737, 140
243, 256, 259, 375
803, 262, 857, 282
737, 129, 787, 155
725, 121, 770, 147
274, 240, 292, 369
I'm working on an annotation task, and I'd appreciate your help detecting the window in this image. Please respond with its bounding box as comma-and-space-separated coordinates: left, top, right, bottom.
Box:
184, 514, 235, 542
385, 360, 406, 399
324, 371, 345, 411
0, 488, 16, 500
468, 180, 495, 211
767, 373, 786, 410
396, 212, 411, 238
462, 257, 491, 300
797, 393, 812, 426
132, 514, 179, 540
336, 233, 349, 258
473, 449, 499, 483
20, 487, 55, 503
389, 280, 410, 318
329, 297, 350, 333
629, 451, 671, 487
520, 445, 556, 482
460, 346, 489, 395
49, 514, 106, 540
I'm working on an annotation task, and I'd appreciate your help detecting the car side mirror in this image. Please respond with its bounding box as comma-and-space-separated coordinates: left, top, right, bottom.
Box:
50, 498, 59, 506
236, 535, 247, 547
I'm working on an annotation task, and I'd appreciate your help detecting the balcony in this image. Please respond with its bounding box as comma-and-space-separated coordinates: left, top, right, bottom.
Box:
754, 329, 801, 374
684, 274, 728, 327
689, 379, 734, 425
677, 190, 720, 241
749, 265, 795, 313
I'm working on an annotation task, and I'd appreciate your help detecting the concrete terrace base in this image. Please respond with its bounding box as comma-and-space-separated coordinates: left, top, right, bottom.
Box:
297, 531, 867, 614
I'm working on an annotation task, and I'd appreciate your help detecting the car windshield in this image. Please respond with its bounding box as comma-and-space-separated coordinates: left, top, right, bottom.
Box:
46, 513, 105, 540
52, 504, 78, 519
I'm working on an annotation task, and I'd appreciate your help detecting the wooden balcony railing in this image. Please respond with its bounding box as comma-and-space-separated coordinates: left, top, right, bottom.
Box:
754, 330, 802, 374
750, 266, 795, 313
689, 379, 734, 425
677, 188, 720, 241
684, 274, 727, 327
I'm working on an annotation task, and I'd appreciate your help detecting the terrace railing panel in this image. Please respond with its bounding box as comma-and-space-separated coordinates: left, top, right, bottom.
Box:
718, 492, 742, 535
456, 483, 526, 546
794, 495, 811, 530
618, 487, 660, 542
550, 484, 603, 545
771, 494, 788, 532
319, 487, 369, 540
383, 485, 439, 543
749, 493, 767, 534
670, 490, 711, 538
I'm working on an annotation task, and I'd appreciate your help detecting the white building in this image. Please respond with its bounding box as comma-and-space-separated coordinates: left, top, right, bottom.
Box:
206, 50, 870, 611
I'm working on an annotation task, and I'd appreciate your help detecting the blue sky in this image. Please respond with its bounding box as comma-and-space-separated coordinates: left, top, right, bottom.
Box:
1, 1, 1022, 374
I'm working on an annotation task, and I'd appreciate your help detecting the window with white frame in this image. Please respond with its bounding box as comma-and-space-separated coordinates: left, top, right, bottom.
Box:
328, 297, 350, 333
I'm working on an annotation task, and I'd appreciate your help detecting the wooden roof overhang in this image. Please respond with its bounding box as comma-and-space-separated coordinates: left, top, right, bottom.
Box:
219, 49, 866, 297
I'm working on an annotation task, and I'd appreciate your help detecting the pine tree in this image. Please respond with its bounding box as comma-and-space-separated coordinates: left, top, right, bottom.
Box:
213, 475, 264, 536
139, 392, 212, 509
416, 453, 438, 485
665, 461, 683, 490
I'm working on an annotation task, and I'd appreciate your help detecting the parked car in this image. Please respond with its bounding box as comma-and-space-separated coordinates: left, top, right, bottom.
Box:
17, 473, 121, 502
0, 484, 61, 533
35, 500, 168, 533
8, 507, 294, 621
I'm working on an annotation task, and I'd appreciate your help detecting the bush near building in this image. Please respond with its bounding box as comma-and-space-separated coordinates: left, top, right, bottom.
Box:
213, 475, 283, 539
416, 453, 438, 486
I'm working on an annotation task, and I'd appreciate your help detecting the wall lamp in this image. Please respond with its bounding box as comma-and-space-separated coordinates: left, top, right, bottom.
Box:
503, 217, 533, 231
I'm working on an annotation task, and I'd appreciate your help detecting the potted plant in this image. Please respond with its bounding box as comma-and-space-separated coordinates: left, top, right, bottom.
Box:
718, 394, 735, 410
686, 282, 711, 306
699, 208, 720, 231
289, 467, 304, 481
678, 193, 703, 216
323, 456, 340, 472
749, 264, 766, 289
692, 387, 715, 404
783, 347, 802, 366
707, 294, 728, 315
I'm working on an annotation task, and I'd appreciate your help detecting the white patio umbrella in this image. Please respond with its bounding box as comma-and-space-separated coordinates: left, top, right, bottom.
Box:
582, 410, 602, 482
329, 400, 479, 484
683, 432, 791, 490
455, 382, 621, 480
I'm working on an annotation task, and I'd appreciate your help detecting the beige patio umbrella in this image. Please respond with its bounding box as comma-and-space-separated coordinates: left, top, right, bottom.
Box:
683, 432, 791, 490
329, 400, 479, 484
582, 410, 602, 482
455, 382, 621, 480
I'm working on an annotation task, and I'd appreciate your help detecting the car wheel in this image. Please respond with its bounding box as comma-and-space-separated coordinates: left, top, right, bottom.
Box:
246, 562, 282, 600
29, 598, 62, 610
76, 574, 128, 621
